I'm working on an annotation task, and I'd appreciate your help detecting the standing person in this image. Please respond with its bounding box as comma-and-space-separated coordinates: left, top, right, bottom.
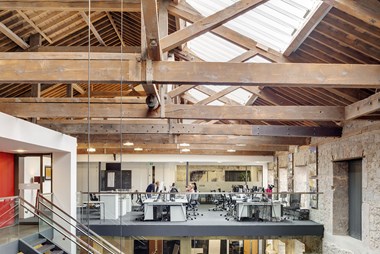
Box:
146, 180, 160, 198
186, 184, 194, 193
265, 184, 273, 199
192, 182, 198, 192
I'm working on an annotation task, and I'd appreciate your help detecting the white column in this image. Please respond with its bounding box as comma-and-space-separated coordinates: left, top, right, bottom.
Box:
262, 163, 269, 187
52, 151, 77, 253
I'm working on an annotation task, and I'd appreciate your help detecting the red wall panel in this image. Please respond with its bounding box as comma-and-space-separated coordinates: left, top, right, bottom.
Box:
0, 152, 15, 228
0, 152, 14, 197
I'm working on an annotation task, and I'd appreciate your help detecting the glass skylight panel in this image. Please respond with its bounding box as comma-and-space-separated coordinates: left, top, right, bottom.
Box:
244, 55, 272, 63
208, 100, 225, 106
187, 33, 246, 62
225, 88, 252, 105
204, 85, 229, 93
187, 88, 209, 102
187, 0, 321, 53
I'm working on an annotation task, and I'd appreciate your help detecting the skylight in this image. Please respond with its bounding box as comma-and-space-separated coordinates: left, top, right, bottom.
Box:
187, 0, 322, 54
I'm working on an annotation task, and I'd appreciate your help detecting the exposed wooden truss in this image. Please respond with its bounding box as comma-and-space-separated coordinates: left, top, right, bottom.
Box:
0, 53, 378, 87
0, 0, 141, 12
0, 0, 378, 156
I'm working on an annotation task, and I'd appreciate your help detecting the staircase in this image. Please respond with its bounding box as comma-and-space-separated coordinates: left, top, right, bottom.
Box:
19, 230, 67, 254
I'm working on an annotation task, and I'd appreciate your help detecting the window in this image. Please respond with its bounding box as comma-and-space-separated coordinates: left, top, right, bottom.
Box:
225, 170, 251, 182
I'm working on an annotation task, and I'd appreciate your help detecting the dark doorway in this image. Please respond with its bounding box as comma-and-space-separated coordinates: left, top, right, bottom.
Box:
348, 159, 362, 240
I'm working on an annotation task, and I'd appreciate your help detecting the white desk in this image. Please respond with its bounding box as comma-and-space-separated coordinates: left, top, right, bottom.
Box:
143, 198, 187, 221
236, 201, 281, 221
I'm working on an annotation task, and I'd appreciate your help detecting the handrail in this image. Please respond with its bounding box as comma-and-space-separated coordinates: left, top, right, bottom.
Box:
38, 197, 120, 254
0, 212, 18, 228
38, 193, 124, 254
19, 196, 101, 254
0, 203, 18, 220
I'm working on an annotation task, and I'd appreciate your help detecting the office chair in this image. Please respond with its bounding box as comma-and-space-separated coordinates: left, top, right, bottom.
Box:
209, 191, 225, 211
224, 194, 237, 221
187, 192, 201, 220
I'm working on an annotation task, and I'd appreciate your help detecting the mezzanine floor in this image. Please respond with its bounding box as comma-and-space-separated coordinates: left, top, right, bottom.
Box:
80, 205, 323, 238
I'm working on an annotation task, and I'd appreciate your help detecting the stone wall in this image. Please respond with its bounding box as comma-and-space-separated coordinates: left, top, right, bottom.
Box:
312, 121, 380, 253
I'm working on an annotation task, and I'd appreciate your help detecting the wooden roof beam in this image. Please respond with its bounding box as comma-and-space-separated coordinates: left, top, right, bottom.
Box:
0, 101, 343, 121
0, 54, 379, 87
72, 83, 85, 95
333, 0, 380, 29
153, 61, 380, 88
17, 10, 53, 44
141, 0, 162, 61
0, 21, 29, 49
106, 12, 125, 47
161, 0, 268, 52
0, 0, 141, 12
165, 104, 344, 121
345, 92, 380, 120
80, 12, 106, 46
76, 142, 288, 152
283, 0, 333, 56
74, 133, 308, 146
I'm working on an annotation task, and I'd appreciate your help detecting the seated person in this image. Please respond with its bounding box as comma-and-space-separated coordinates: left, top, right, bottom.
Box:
170, 183, 179, 200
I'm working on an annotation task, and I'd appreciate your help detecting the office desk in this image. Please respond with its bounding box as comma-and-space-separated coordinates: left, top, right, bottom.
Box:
82, 201, 105, 221
143, 198, 187, 222
236, 201, 281, 221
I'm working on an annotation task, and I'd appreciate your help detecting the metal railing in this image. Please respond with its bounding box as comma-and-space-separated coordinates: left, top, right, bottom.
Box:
38, 193, 124, 254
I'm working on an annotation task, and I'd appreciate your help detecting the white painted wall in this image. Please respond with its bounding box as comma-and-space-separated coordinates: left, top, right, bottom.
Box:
0, 113, 77, 253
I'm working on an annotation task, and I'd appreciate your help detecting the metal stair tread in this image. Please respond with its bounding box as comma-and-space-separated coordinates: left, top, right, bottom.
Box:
51, 250, 64, 254
36, 244, 55, 253
30, 238, 47, 247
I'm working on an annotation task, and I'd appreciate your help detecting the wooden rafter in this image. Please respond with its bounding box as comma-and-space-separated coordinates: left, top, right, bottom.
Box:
283, 0, 333, 56
80, 12, 106, 46
106, 12, 125, 47
0, 0, 141, 12
17, 10, 53, 44
0, 21, 29, 49
161, 0, 268, 52
195, 86, 240, 105
333, 0, 380, 29
72, 83, 85, 95
345, 92, 380, 120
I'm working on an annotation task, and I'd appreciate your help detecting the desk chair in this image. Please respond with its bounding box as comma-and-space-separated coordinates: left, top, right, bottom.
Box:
187, 193, 201, 220
224, 194, 237, 221
209, 191, 225, 211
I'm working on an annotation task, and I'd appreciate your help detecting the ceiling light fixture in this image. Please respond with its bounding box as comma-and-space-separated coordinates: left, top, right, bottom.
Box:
236, 143, 246, 147
134, 147, 143, 151
179, 143, 190, 147
181, 148, 191, 152
227, 149, 236, 153
123, 141, 134, 146
14, 149, 26, 153
87, 147, 96, 152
